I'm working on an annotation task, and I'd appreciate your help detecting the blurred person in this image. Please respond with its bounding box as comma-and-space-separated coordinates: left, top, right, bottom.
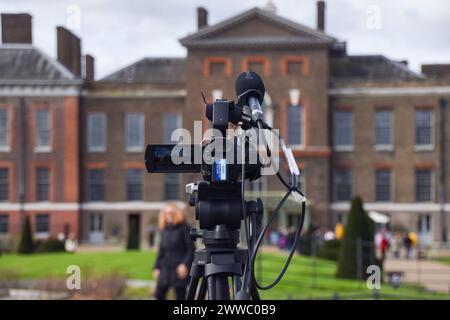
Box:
408, 231, 418, 259
324, 230, 335, 241
380, 229, 390, 261
334, 222, 344, 240
278, 229, 287, 250
269, 229, 280, 246
65, 233, 77, 253
147, 224, 157, 248
392, 232, 402, 259
403, 232, 412, 259
153, 203, 195, 300
286, 227, 296, 250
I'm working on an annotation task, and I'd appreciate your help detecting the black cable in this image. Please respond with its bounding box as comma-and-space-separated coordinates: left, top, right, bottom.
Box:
240, 134, 253, 292
246, 120, 306, 290
250, 191, 306, 290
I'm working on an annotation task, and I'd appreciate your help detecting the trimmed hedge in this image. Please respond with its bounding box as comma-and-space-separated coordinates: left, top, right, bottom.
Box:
317, 239, 341, 261
35, 238, 66, 253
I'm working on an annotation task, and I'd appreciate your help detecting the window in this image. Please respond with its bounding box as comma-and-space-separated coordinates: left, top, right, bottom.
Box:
88, 113, 106, 152
416, 170, 433, 202
0, 168, 8, 201
287, 61, 303, 75
375, 169, 392, 202
210, 62, 226, 76
287, 105, 303, 146
35, 109, 51, 151
333, 111, 353, 150
35, 214, 50, 233
248, 62, 265, 76
126, 169, 143, 201
164, 173, 180, 200
0, 214, 8, 234
36, 168, 49, 201
415, 110, 433, 148
163, 113, 182, 143
333, 170, 352, 201
88, 169, 105, 201
125, 113, 144, 152
374, 110, 393, 149
0, 108, 9, 151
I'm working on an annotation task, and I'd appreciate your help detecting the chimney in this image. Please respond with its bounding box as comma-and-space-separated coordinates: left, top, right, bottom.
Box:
84, 54, 95, 81
317, 1, 325, 32
1, 13, 32, 44
57, 26, 81, 77
197, 7, 208, 30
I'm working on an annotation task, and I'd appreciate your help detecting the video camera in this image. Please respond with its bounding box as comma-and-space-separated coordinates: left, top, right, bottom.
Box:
144, 71, 306, 300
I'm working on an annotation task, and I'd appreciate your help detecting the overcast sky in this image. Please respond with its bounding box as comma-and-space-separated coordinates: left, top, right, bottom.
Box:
1, 0, 449, 79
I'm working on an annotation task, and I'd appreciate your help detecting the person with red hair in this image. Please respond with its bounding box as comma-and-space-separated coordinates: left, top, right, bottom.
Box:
152, 203, 195, 300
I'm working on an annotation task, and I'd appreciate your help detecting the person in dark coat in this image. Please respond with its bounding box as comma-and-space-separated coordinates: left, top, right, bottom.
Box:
153, 203, 195, 300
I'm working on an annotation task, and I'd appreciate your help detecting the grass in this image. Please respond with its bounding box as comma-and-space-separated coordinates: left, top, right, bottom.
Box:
437, 258, 450, 266
0, 250, 448, 300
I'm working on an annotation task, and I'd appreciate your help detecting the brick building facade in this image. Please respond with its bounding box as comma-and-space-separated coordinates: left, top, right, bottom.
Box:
1, 2, 450, 246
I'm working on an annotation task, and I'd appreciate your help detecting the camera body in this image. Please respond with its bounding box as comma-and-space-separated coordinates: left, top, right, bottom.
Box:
145, 99, 261, 184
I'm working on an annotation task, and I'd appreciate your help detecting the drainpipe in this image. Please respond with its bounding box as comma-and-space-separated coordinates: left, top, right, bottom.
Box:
18, 97, 27, 225
439, 98, 447, 244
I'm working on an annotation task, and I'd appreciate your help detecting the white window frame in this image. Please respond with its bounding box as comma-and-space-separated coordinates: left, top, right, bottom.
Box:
375, 169, 394, 202
374, 110, 394, 152
415, 169, 435, 202
286, 104, 304, 149
333, 111, 354, 152
87, 113, 107, 153
125, 113, 145, 152
163, 113, 182, 143
0, 108, 10, 152
333, 170, 353, 201
34, 109, 51, 153
414, 110, 434, 152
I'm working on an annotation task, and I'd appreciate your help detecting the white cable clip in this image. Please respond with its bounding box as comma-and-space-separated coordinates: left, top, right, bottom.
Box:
282, 146, 300, 176
291, 190, 307, 204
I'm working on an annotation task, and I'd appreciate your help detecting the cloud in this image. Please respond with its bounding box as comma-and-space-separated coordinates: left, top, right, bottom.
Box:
0, 0, 448, 78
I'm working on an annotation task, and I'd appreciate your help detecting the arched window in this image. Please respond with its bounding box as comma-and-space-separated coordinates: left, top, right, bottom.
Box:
287, 104, 303, 146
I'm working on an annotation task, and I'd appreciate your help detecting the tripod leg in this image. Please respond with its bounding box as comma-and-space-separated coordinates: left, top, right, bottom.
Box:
232, 275, 241, 300
207, 276, 216, 300
186, 275, 199, 300
215, 275, 230, 300
198, 278, 207, 300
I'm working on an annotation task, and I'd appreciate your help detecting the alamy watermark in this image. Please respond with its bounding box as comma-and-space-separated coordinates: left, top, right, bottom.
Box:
366, 265, 381, 290
66, 265, 81, 290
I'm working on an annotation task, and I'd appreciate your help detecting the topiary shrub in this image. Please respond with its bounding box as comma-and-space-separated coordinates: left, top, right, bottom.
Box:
35, 238, 66, 253
336, 197, 376, 279
126, 220, 140, 250
17, 216, 34, 254
317, 239, 341, 261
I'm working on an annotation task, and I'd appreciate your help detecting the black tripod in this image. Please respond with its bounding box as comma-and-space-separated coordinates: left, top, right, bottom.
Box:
185, 181, 263, 300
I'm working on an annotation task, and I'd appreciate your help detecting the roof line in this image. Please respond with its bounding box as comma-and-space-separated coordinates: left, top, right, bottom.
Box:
180, 7, 336, 45
99, 56, 186, 81
32, 46, 78, 80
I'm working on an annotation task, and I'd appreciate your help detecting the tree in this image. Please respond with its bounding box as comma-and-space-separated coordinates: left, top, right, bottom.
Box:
18, 215, 34, 254
336, 197, 376, 279
126, 219, 140, 250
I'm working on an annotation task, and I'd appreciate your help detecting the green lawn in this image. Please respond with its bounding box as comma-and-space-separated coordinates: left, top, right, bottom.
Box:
0, 250, 447, 300
438, 258, 450, 266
